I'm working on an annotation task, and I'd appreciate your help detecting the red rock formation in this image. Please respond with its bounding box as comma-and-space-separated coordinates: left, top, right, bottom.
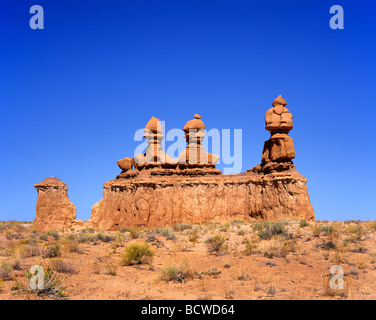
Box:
133, 116, 178, 169
34, 177, 76, 231
88, 108, 314, 230
251, 95, 297, 173
88, 170, 314, 230
178, 114, 220, 167
35, 102, 314, 232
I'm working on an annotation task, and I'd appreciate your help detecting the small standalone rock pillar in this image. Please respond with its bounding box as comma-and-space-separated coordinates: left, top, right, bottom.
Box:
34, 177, 76, 232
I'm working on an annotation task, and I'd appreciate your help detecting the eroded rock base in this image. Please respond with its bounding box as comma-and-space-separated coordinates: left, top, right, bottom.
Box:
89, 168, 314, 231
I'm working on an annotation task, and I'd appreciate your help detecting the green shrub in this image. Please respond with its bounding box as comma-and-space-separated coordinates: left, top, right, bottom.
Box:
129, 228, 141, 239
50, 259, 76, 274
299, 220, 310, 228
47, 230, 59, 240
173, 224, 193, 232
254, 222, 290, 240
120, 242, 154, 266
154, 227, 176, 241
159, 262, 194, 283
44, 244, 61, 259
205, 234, 228, 255
0, 261, 13, 280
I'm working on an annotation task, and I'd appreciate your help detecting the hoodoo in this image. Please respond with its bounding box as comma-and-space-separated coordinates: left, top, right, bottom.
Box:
34, 177, 76, 231
34, 96, 314, 231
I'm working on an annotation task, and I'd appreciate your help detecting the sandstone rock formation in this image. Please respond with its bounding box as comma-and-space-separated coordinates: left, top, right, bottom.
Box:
178, 114, 220, 168
251, 95, 296, 173
88, 170, 314, 231
34, 177, 76, 231
88, 109, 314, 230
133, 116, 178, 169
34, 100, 314, 232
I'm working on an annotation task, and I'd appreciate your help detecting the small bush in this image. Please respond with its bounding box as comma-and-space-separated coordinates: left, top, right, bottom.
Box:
154, 227, 176, 241
237, 229, 246, 236
255, 222, 290, 240
206, 234, 228, 255
47, 230, 59, 240
0, 261, 13, 280
104, 264, 118, 276
120, 242, 154, 266
50, 259, 76, 274
322, 240, 337, 251
95, 232, 115, 243
231, 220, 244, 226
159, 262, 195, 283
63, 239, 83, 254
44, 244, 61, 259
299, 220, 310, 228
129, 228, 142, 239
243, 240, 259, 256
173, 224, 192, 232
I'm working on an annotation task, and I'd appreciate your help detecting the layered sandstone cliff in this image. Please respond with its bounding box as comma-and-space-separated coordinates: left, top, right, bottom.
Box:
88, 168, 314, 231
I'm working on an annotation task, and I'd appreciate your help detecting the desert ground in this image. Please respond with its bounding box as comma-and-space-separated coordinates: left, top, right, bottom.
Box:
0, 219, 375, 300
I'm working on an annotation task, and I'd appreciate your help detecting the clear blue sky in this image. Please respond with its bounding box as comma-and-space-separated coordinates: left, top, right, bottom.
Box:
0, 0, 375, 222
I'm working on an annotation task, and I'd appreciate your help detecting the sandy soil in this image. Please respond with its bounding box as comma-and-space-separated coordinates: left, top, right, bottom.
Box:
0, 219, 375, 300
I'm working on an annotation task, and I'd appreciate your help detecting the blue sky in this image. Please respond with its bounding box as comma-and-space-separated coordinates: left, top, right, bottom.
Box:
0, 0, 375, 221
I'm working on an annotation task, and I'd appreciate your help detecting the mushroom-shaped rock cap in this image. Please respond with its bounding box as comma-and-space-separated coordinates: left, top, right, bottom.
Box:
272, 95, 287, 107
145, 116, 163, 134
34, 177, 68, 188
183, 114, 205, 133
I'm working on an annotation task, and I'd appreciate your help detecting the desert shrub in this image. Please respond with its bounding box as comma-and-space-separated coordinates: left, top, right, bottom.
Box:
231, 220, 244, 226
0, 261, 13, 280
22, 243, 42, 258
11, 242, 42, 259
346, 225, 363, 239
0, 222, 12, 232
187, 226, 200, 244
119, 228, 129, 233
264, 240, 297, 259
5, 231, 23, 240
95, 232, 115, 243
104, 264, 118, 276
47, 230, 59, 240
63, 239, 83, 254
219, 222, 230, 232
299, 220, 310, 228
13, 266, 68, 299
129, 228, 141, 239
50, 259, 76, 274
39, 234, 48, 242
44, 244, 61, 259
205, 234, 228, 255
254, 222, 290, 240
159, 262, 195, 283
11, 260, 21, 271
154, 227, 176, 241
322, 240, 337, 251
237, 228, 246, 236
120, 242, 154, 266
115, 232, 128, 247
242, 240, 259, 256
173, 224, 193, 232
